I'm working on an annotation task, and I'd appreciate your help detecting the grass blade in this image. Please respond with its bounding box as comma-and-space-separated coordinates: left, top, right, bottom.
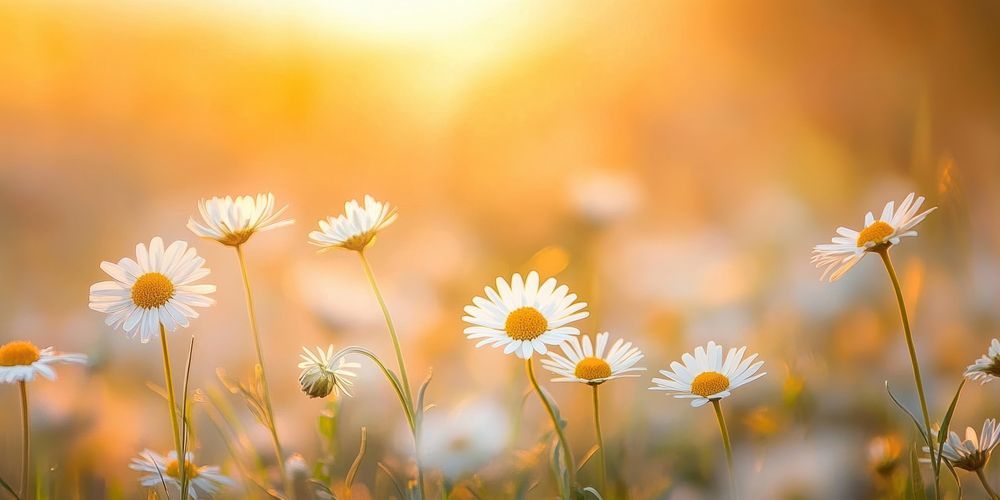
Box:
934, 379, 966, 478
577, 444, 600, 473
0, 475, 20, 500
909, 444, 927, 500
345, 427, 368, 491
886, 381, 930, 447
377, 462, 405, 500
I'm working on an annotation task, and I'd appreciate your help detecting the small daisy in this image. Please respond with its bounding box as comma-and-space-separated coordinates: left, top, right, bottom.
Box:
965, 338, 1000, 384
541, 332, 645, 385
297, 345, 360, 399
925, 419, 1000, 472
187, 193, 294, 247
812, 192, 936, 281
89, 237, 216, 343
0, 341, 87, 384
419, 399, 510, 481
308, 195, 397, 252
463, 271, 589, 359
130, 449, 234, 499
650, 341, 766, 407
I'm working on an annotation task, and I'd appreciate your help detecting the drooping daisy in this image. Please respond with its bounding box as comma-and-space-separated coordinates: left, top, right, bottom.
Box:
419, 399, 510, 481
650, 341, 766, 407
924, 419, 1000, 472
0, 341, 87, 384
541, 332, 645, 385
89, 237, 216, 343
130, 449, 234, 499
812, 192, 936, 281
297, 345, 360, 399
463, 271, 589, 359
187, 193, 294, 247
308, 195, 398, 252
965, 338, 1000, 384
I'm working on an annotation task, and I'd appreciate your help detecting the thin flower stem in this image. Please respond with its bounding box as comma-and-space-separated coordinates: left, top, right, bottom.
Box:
159, 324, 183, 461
711, 399, 735, 497
357, 251, 414, 407
18, 381, 29, 500
876, 248, 937, 495
977, 468, 1000, 500
334, 347, 415, 431
357, 251, 426, 499
526, 358, 575, 497
592, 385, 608, 495
234, 244, 287, 494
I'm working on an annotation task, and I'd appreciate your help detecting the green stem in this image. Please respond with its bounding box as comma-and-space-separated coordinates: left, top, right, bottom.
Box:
978, 468, 1000, 500
234, 244, 286, 494
334, 347, 415, 431
592, 385, 608, 495
357, 251, 425, 499
18, 381, 28, 500
711, 399, 735, 497
158, 324, 186, 500
876, 248, 937, 496
526, 358, 575, 497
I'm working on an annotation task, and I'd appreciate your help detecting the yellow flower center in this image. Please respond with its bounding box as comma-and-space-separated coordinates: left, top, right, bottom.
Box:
342, 231, 376, 252
165, 459, 199, 479
574, 357, 612, 381
131, 272, 175, 309
505, 307, 548, 341
0, 341, 41, 366
690, 371, 730, 398
219, 229, 254, 247
856, 221, 895, 247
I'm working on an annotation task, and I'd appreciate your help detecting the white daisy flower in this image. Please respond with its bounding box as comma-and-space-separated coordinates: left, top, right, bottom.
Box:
0, 341, 87, 384
419, 399, 510, 481
965, 338, 1000, 384
297, 345, 360, 399
650, 341, 766, 407
812, 192, 936, 281
308, 195, 397, 252
187, 193, 294, 247
540, 332, 645, 385
462, 271, 589, 359
130, 449, 234, 499
924, 419, 1000, 471
89, 237, 216, 343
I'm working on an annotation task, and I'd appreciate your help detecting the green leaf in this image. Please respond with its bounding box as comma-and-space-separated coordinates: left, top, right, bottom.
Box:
885, 381, 930, 447
415, 370, 433, 428
935, 380, 965, 478
909, 444, 927, 500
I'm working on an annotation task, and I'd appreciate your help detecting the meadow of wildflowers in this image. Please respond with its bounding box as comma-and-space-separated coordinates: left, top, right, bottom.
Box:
3, 1, 1000, 499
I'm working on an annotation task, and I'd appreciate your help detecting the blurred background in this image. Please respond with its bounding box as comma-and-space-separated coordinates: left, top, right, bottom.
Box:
2, 0, 1000, 498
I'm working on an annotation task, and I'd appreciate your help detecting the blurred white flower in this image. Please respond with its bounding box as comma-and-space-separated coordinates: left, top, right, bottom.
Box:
463, 271, 588, 359
566, 169, 640, 224
187, 193, 294, 247
650, 341, 766, 407
297, 345, 360, 398
541, 332, 644, 385
130, 449, 233, 499
0, 341, 87, 384
88, 237, 215, 343
419, 399, 510, 480
965, 338, 1000, 385
812, 192, 936, 281
309, 195, 397, 252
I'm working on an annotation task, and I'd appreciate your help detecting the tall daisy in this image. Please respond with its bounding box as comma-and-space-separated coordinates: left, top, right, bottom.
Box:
812, 192, 939, 491
464, 271, 589, 496
650, 341, 766, 492
308, 195, 397, 253
965, 339, 1000, 384
812, 192, 936, 282
309, 195, 426, 497
130, 449, 234, 499
89, 237, 214, 481
463, 271, 589, 360
0, 341, 86, 498
924, 419, 1000, 498
188, 194, 294, 490
541, 332, 644, 492
187, 193, 294, 247
297, 345, 360, 399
